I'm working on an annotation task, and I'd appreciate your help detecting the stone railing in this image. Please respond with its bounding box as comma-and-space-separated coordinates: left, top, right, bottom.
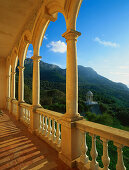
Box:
12, 99, 18, 116
76, 119, 129, 170
20, 103, 31, 126
6, 97, 10, 111
36, 108, 62, 151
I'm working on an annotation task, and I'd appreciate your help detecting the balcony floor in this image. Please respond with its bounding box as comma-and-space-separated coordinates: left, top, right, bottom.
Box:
0, 111, 78, 170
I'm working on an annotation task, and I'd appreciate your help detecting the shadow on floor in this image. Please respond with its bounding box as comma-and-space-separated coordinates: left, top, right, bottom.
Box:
0, 112, 78, 170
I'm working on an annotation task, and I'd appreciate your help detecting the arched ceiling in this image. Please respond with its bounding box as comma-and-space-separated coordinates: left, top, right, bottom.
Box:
0, 0, 41, 58
0, 0, 82, 58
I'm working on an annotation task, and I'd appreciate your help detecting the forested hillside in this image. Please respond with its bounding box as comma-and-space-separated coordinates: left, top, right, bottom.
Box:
16, 58, 129, 130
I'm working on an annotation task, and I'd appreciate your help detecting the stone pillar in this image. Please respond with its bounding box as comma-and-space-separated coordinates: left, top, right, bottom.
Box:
62, 29, 81, 121
30, 56, 42, 132
18, 66, 25, 102
11, 71, 16, 100
16, 66, 25, 120
10, 70, 16, 114
59, 30, 83, 167
7, 74, 11, 98
31, 56, 42, 107
7, 74, 11, 111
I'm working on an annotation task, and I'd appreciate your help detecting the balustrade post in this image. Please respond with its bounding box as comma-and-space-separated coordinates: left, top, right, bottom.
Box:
47, 117, 51, 139
80, 131, 89, 164
56, 121, 60, 147
90, 133, 99, 170
101, 138, 110, 170
52, 118, 55, 143
43, 116, 45, 134
45, 116, 48, 136
114, 143, 126, 170
40, 115, 43, 133
49, 117, 52, 139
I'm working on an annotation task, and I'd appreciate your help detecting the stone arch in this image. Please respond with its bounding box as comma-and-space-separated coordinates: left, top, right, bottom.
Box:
6, 57, 12, 75
18, 30, 32, 67
43, 0, 83, 30
11, 47, 18, 72
32, 0, 68, 56
65, 0, 83, 30
44, 0, 65, 16
32, 18, 50, 56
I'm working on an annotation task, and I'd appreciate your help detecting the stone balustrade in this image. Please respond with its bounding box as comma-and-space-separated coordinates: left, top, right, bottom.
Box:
35, 107, 62, 151
6, 99, 129, 169
12, 99, 18, 116
6, 97, 10, 111
20, 102, 31, 126
76, 119, 129, 170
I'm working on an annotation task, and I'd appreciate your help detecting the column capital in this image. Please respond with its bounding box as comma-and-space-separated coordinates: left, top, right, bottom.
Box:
11, 71, 16, 75
18, 66, 25, 71
31, 56, 42, 61
62, 29, 81, 41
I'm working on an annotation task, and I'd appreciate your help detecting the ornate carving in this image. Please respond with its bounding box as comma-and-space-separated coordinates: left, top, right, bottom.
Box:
31, 56, 42, 61
18, 66, 25, 71
62, 29, 81, 41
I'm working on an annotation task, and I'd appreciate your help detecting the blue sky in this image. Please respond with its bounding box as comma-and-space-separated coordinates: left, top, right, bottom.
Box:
27, 0, 129, 86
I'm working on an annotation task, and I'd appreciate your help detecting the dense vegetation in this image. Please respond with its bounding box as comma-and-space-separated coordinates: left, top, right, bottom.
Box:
15, 58, 129, 129
15, 58, 129, 169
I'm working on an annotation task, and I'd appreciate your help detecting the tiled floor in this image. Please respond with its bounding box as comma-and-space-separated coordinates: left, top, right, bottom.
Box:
0, 111, 78, 170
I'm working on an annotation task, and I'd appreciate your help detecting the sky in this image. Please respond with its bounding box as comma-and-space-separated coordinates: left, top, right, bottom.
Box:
27, 0, 129, 86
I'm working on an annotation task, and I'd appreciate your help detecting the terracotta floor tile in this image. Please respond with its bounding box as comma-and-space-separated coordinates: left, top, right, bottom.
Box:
0, 112, 78, 170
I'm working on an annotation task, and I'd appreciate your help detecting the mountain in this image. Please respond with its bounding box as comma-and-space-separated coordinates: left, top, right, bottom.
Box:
24, 58, 128, 91
23, 58, 129, 108
15, 58, 129, 127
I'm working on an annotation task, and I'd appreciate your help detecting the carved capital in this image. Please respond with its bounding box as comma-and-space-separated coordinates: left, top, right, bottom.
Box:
11, 71, 16, 75
62, 29, 81, 41
18, 66, 25, 71
31, 56, 42, 62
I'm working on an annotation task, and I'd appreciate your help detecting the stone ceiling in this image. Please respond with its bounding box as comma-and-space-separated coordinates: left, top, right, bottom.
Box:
0, 0, 41, 58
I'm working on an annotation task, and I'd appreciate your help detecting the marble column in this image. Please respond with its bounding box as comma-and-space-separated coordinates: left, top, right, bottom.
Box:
31, 56, 42, 107
18, 66, 24, 102
11, 70, 16, 99
62, 29, 81, 119
7, 74, 11, 98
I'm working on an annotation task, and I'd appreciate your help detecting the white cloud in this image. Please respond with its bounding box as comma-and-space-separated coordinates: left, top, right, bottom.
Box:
47, 40, 67, 53
26, 50, 33, 58
118, 66, 129, 69
44, 35, 48, 40
94, 37, 120, 48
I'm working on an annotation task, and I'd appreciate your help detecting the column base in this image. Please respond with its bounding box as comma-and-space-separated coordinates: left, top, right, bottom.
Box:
16, 101, 25, 121
30, 104, 42, 132
59, 152, 77, 168
62, 113, 83, 122
32, 104, 42, 111
59, 118, 82, 168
